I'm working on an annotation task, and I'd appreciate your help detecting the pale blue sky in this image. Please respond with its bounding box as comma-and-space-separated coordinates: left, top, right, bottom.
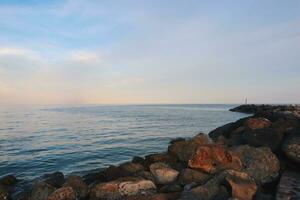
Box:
0, 0, 299, 104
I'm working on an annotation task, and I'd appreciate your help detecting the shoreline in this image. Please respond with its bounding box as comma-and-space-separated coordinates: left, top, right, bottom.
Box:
1, 104, 299, 200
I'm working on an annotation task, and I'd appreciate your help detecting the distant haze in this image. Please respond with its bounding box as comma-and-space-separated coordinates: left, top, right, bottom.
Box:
0, 0, 299, 105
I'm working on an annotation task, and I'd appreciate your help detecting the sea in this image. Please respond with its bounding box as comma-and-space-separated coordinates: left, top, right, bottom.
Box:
0, 104, 249, 181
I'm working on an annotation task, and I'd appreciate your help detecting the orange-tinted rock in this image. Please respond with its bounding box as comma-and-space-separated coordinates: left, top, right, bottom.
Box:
244, 118, 271, 130
47, 186, 76, 200
168, 133, 211, 162
225, 170, 257, 200
188, 144, 242, 174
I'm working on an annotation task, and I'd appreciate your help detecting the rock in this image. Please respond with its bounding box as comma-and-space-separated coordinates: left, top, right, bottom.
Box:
145, 153, 174, 166
0, 175, 17, 186
178, 168, 211, 185
30, 181, 55, 200
243, 127, 283, 151
282, 128, 300, 164
65, 175, 88, 199
170, 137, 185, 144
90, 177, 156, 200
47, 186, 76, 200
232, 145, 280, 184
0, 184, 10, 200
118, 162, 145, 176
82, 170, 106, 185
123, 192, 180, 200
178, 172, 226, 200
44, 172, 65, 188
132, 156, 147, 167
159, 183, 182, 193
276, 170, 300, 200
168, 133, 211, 162
225, 170, 257, 200
188, 144, 242, 174
149, 162, 179, 185
244, 118, 271, 130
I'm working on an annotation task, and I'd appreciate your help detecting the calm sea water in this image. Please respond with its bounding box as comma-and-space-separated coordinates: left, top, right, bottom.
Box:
0, 104, 248, 180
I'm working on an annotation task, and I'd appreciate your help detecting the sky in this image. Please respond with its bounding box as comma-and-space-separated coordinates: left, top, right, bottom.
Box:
0, 0, 299, 105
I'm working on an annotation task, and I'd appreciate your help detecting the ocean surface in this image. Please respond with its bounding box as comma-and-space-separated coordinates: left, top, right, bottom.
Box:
0, 104, 249, 180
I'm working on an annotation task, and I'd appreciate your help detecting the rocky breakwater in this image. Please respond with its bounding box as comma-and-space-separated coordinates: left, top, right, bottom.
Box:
1, 104, 299, 200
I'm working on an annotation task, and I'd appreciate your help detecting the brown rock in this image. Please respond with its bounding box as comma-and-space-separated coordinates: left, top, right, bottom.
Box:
276, 170, 300, 200
123, 192, 180, 200
232, 145, 280, 184
225, 170, 257, 200
118, 162, 145, 176
30, 181, 55, 200
89, 177, 156, 200
47, 186, 76, 200
159, 183, 182, 193
44, 172, 65, 188
282, 128, 300, 164
168, 133, 211, 162
0, 175, 17, 186
65, 175, 88, 199
149, 163, 179, 185
244, 118, 271, 130
188, 144, 242, 174
145, 153, 174, 166
178, 168, 211, 185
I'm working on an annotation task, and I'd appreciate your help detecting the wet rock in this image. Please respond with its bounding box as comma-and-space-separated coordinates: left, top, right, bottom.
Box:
149, 162, 179, 185
47, 186, 76, 200
276, 170, 300, 200
44, 172, 65, 188
145, 153, 174, 166
132, 157, 147, 167
159, 183, 182, 193
188, 144, 242, 174
282, 128, 300, 164
233, 145, 280, 184
244, 118, 271, 130
178, 168, 211, 185
82, 170, 106, 185
30, 181, 55, 200
168, 133, 211, 162
65, 175, 88, 199
89, 177, 156, 200
118, 162, 145, 176
0, 175, 17, 186
225, 170, 257, 200
243, 127, 283, 151
0, 184, 10, 200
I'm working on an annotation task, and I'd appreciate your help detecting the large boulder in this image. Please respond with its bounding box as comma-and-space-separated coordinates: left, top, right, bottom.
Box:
225, 170, 257, 200
232, 145, 280, 184
178, 168, 211, 185
188, 144, 242, 174
47, 186, 76, 200
282, 128, 300, 164
149, 163, 179, 185
168, 133, 211, 162
276, 170, 300, 200
243, 128, 283, 151
43, 172, 65, 188
0, 175, 17, 186
65, 175, 88, 199
29, 181, 55, 200
105, 162, 145, 182
244, 118, 271, 130
89, 177, 156, 200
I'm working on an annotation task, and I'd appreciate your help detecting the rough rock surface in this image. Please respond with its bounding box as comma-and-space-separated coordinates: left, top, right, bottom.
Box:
65, 175, 88, 199
276, 170, 300, 200
282, 128, 300, 164
47, 186, 76, 200
168, 133, 211, 162
232, 145, 280, 184
44, 172, 65, 188
225, 170, 257, 200
0, 184, 10, 200
89, 177, 156, 200
149, 162, 179, 185
30, 181, 55, 200
188, 144, 242, 174
244, 118, 271, 130
178, 168, 211, 185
